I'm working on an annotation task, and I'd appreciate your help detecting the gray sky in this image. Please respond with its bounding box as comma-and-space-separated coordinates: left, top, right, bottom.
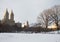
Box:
0, 0, 60, 24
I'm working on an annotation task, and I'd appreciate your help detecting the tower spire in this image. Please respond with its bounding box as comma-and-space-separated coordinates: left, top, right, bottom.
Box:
4, 8, 9, 20
10, 9, 14, 21
9, 9, 15, 26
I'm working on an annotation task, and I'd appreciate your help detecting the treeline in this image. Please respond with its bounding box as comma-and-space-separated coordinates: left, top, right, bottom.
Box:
23, 27, 60, 33
0, 24, 60, 33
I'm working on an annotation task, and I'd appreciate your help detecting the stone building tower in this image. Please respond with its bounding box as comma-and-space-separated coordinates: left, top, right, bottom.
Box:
9, 10, 15, 26
4, 9, 9, 20
1, 9, 9, 24
10, 10, 14, 21
1, 9, 15, 26
26, 21, 29, 27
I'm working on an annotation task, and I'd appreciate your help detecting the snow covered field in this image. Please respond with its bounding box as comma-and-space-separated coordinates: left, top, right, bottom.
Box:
0, 33, 60, 42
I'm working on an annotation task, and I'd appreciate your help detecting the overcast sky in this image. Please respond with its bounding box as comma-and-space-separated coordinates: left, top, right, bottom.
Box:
0, 0, 60, 24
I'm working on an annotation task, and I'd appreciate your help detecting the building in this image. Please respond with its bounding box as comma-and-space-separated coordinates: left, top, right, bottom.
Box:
1, 9, 15, 26
22, 21, 29, 28
15, 22, 22, 27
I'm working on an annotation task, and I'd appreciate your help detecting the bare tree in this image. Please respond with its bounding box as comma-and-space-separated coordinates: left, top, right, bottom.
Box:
37, 5, 60, 29
37, 9, 51, 28
50, 5, 60, 29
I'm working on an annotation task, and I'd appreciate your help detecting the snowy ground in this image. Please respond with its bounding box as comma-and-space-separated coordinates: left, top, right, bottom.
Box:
0, 33, 60, 42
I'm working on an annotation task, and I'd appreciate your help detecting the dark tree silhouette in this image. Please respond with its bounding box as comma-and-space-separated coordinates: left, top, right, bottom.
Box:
37, 5, 60, 29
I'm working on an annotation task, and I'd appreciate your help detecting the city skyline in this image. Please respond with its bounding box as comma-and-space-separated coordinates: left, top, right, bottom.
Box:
0, 0, 60, 24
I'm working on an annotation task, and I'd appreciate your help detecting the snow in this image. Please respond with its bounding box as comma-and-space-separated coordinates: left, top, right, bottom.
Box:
0, 33, 60, 42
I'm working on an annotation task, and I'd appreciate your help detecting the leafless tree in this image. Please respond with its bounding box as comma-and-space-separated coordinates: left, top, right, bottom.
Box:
37, 9, 51, 28
37, 5, 60, 29
50, 5, 60, 29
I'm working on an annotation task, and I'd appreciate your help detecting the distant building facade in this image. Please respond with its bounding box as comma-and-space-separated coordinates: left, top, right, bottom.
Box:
0, 9, 30, 28
22, 21, 29, 28
15, 22, 22, 27
1, 9, 15, 26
